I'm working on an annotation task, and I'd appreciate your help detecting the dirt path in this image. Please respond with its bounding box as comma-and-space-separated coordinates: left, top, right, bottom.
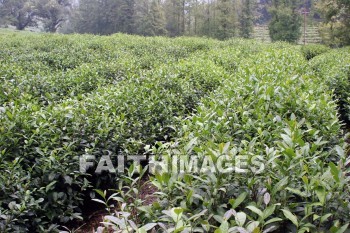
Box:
68, 177, 158, 233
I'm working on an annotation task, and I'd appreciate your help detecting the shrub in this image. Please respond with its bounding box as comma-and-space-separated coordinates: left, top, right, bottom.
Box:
309, 47, 350, 122
96, 43, 349, 233
0, 32, 348, 232
300, 44, 330, 60
0, 33, 229, 231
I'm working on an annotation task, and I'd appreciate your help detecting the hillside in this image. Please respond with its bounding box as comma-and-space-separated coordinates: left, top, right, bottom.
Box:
253, 25, 322, 44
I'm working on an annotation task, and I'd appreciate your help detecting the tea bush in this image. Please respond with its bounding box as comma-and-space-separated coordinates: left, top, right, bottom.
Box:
300, 44, 330, 60
0, 31, 349, 232
97, 43, 350, 232
145, 46, 348, 232
0, 32, 233, 232
309, 47, 350, 122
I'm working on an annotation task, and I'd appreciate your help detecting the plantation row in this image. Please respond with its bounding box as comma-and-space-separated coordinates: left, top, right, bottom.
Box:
143, 45, 350, 232
0, 33, 229, 231
309, 47, 350, 123
0, 32, 349, 232
105, 43, 350, 233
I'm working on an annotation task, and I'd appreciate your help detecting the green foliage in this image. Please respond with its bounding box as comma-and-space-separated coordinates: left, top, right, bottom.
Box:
143, 45, 348, 231
0, 0, 68, 32
0, 0, 38, 30
70, 0, 120, 35
215, 0, 236, 40
93, 40, 350, 232
135, 0, 167, 36
300, 44, 331, 60
269, 8, 302, 43
35, 0, 70, 32
0, 32, 224, 231
309, 47, 350, 122
69, 0, 136, 35
316, 0, 350, 47
239, 0, 254, 39
0, 32, 349, 232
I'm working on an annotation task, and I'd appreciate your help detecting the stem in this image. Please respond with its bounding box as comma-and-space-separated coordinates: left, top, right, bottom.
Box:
123, 216, 131, 233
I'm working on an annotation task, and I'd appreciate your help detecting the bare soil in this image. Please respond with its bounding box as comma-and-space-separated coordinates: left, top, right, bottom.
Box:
67, 176, 158, 233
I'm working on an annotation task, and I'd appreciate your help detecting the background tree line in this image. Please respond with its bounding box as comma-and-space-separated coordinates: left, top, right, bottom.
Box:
0, 0, 349, 46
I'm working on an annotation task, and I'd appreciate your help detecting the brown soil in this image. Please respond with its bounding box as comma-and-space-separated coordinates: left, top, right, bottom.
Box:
67, 176, 158, 233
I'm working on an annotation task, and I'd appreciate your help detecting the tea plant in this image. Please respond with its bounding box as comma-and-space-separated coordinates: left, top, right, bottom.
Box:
309, 47, 350, 123
0, 31, 349, 232
92, 43, 350, 232
0, 33, 230, 231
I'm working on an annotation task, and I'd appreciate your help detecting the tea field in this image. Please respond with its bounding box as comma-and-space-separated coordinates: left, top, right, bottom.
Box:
0, 31, 350, 232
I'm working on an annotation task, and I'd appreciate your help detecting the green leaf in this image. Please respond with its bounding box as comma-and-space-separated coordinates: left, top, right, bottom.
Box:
281, 209, 298, 227
315, 186, 326, 205
188, 209, 208, 221
45, 181, 57, 192
92, 199, 106, 205
213, 215, 224, 224
223, 142, 231, 154
231, 192, 248, 209
104, 216, 124, 227
272, 177, 288, 195
320, 213, 332, 223
64, 175, 72, 185
329, 162, 340, 183
247, 221, 259, 232
185, 137, 197, 152
286, 187, 307, 198
174, 207, 183, 215
219, 221, 229, 232
264, 217, 283, 225
335, 145, 344, 157
335, 223, 349, 233
302, 176, 309, 185
246, 206, 263, 217
263, 192, 271, 205
140, 223, 157, 231
281, 134, 293, 147
95, 189, 106, 199
263, 205, 276, 220
235, 212, 246, 227
8, 202, 17, 210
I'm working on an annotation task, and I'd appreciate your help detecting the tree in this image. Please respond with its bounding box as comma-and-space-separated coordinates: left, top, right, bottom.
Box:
71, 0, 120, 35
198, 0, 212, 37
134, 0, 167, 36
0, 0, 38, 30
145, 0, 167, 36
133, 0, 149, 34
164, 0, 183, 36
36, 0, 71, 32
215, 0, 236, 39
316, 0, 350, 46
268, 0, 302, 43
255, 0, 271, 24
116, 0, 135, 34
192, 0, 200, 35
240, 0, 254, 38
69, 0, 136, 35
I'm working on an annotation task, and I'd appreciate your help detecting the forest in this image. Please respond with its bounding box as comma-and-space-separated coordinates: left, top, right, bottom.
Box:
0, 0, 349, 45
